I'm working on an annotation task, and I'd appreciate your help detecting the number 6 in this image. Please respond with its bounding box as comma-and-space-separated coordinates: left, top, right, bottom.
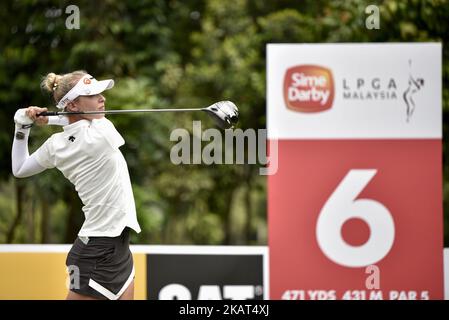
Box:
316, 169, 395, 267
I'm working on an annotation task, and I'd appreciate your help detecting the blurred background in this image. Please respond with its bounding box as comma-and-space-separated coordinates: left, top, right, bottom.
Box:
0, 0, 447, 246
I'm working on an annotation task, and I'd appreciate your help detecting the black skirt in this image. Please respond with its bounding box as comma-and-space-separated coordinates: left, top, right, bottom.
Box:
66, 227, 134, 300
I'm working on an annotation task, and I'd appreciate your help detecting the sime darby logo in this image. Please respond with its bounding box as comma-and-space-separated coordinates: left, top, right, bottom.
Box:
283, 65, 335, 113
283, 61, 425, 122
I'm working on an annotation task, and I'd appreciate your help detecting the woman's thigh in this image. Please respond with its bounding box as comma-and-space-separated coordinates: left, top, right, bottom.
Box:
66, 290, 101, 300
118, 280, 134, 300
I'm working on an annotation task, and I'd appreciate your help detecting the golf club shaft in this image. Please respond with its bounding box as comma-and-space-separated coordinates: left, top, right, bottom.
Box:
38, 108, 205, 117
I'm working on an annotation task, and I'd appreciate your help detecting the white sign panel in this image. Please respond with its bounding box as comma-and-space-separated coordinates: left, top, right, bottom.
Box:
267, 43, 442, 139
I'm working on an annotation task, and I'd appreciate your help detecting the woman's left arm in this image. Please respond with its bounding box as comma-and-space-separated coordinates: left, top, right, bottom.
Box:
11, 107, 50, 178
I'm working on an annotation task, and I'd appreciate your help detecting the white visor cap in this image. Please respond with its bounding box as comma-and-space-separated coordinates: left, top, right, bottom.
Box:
56, 74, 114, 109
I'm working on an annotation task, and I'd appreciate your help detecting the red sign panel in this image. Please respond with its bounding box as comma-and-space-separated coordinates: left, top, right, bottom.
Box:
268, 139, 443, 300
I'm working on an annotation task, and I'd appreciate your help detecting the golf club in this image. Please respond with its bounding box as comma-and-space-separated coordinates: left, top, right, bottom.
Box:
38, 100, 239, 129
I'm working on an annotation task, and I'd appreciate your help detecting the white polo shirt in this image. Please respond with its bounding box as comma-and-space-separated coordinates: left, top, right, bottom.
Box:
35, 117, 141, 237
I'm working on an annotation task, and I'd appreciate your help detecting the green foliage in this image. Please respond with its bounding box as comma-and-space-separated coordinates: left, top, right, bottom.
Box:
0, 0, 448, 245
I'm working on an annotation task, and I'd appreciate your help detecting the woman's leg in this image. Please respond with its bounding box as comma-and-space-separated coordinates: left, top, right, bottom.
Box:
118, 280, 134, 300
66, 280, 134, 300
66, 290, 101, 300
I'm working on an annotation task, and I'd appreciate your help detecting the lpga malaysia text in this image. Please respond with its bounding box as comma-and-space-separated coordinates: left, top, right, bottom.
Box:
169, 121, 278, 175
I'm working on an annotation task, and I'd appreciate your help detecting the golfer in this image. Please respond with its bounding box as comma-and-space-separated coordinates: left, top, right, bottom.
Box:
11, 70, 141, 300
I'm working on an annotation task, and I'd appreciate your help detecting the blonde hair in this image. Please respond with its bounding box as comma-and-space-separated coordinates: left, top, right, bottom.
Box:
41, 70, 87, 103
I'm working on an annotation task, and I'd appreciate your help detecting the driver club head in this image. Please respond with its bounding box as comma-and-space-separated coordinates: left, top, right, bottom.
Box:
203, 101, 239, 129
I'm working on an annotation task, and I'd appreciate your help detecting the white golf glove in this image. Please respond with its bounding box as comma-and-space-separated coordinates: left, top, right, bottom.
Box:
14, 108, 34, 129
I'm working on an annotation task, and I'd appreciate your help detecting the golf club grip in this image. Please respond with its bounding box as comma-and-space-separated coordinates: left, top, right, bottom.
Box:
37, 112, 59, 117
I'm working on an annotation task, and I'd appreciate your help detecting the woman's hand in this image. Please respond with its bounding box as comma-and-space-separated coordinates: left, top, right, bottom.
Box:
25, 106, 49, 126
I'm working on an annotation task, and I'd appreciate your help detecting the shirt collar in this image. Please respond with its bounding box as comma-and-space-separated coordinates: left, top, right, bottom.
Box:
63, 119, 91, 133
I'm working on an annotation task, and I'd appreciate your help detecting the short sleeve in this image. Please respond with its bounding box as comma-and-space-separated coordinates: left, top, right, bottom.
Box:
48, 116, 69, 126
91, 118, 125, 149
35, 137, 56, 169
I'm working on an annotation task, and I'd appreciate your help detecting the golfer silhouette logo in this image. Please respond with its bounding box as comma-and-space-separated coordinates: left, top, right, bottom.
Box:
403, 60, 424, 122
